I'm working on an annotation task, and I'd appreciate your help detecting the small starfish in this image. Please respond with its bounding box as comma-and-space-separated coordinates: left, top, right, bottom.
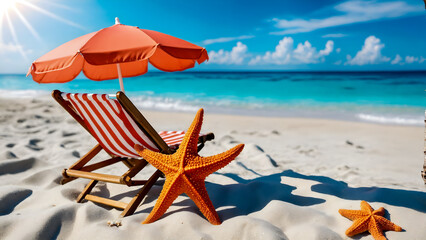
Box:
135, 108, 244, 225
339, 201, 402, 240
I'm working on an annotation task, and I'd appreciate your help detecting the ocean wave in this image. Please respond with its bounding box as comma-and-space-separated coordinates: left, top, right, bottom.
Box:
357, 113, 423, 126
131, 95, 425, 127
130, 96, 200, 112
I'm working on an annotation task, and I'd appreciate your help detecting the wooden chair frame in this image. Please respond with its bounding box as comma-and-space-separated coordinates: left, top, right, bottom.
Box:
52, 90, 214, 217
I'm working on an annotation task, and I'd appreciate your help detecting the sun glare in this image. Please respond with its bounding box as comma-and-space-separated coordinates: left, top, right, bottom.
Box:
0, 0, 82, 60
0, 0, 20, 14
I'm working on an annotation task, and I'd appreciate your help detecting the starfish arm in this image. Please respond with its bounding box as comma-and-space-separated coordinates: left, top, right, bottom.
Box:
345, 217, 371, 237
176, 108, 204, 161
142, 176, 183, 224
361, 201, 374, 214
182, 174, 221, 225
339, 209, 368, 221
375, 216, 403, 232
373, 207, 385, 216
186, 144, 244, 177
135, 144, 178, 174
368, 217, 387, 240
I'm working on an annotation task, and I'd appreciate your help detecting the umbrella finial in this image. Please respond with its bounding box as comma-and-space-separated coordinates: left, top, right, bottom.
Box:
115, 17, 120, 25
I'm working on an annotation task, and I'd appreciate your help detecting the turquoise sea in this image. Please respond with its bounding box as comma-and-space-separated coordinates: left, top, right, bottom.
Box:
0, 71, 425, 126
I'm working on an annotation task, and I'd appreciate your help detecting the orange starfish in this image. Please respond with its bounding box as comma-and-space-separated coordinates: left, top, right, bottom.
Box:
135, 108, 244, 225
339, 201, 402, 240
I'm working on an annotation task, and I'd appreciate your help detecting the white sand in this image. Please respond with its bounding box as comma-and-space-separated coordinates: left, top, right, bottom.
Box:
0, 97, 425, 240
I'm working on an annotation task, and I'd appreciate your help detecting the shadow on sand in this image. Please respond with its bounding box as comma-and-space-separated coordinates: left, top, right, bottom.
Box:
280, 170, 426, 213
92, 169, 426, 221
131, 172, 326, 219
206, 169, 426, 221
205, 171, 327, 221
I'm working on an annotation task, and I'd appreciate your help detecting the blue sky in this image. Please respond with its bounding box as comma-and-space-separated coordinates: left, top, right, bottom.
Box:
0, 0, 425, 73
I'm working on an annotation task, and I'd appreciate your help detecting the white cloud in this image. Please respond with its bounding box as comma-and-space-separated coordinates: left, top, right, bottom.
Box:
346, 36, 390, 65
249, 37, 334, 65
405, 56, 419, 64
202, 35, 254, 45
319, 41, 334, 56
391, 54, 402, 65
293, 41, 318, 63
0, 42, 33, 61
249, 37, 293, 65
271, 1, 422, 35
336, 48, 341, 53
322, 33, 347, 38
208, 42, 248, 65
389, 54, 425, 65
0, 42, 24, 53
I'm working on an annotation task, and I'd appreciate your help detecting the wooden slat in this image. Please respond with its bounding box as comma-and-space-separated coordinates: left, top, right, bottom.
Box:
66, 169, 122, 184
61, 158, 120, 185
77, 180, 98, 203
122, 160, 148, 181
127, 159, 139, 166
60, 176, 77, 185
199, 132, 215, 143
69, 144, 103, 170
121, 159, 134, 168
121, 170, 162, 217
85, 194, 127, 209
62, 157, 121, 185
128, 180, 148, 186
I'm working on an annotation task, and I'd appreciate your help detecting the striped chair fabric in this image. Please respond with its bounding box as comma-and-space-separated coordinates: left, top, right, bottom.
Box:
63, 93, 191, 158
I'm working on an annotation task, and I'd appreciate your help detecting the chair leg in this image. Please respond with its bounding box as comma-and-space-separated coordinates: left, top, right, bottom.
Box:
61, 144, 104, 185
197, 142, 205, 152
60, 176, 77, 185
77, 180, 98, 203
120, 170, 162, 217
70, 144, 103, 170
121, 160, 149, 186
121, 159, 134, 169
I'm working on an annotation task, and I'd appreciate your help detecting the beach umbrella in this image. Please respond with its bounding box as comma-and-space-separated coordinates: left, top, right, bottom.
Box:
27, 18, 208, 93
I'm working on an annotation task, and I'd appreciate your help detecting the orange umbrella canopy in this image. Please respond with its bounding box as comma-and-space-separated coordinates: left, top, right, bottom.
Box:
27, 19, 208, 84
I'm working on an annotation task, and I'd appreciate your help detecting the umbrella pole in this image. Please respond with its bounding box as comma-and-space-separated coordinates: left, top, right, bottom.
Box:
116, 63, 125, 93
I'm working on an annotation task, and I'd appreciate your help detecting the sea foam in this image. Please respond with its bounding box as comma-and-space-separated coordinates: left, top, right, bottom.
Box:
131, 96, 200, 112
357, 113, 423, 126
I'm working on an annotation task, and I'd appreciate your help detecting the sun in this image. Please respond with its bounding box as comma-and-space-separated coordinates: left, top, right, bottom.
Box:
0, 0, 30, 18
0, 0, 20, 11
0, 0, 21, 18
0, 0, 83, 60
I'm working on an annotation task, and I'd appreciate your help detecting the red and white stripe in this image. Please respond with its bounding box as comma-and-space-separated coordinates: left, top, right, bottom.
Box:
158, 131, 186, 146
62, 93, 199, 158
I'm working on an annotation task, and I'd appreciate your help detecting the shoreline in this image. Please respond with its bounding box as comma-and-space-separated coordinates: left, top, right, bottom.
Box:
0, 93, 424, 127
131, 106, 425, 128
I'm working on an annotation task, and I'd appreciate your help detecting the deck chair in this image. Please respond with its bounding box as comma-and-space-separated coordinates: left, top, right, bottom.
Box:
52, 90, 214, 217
